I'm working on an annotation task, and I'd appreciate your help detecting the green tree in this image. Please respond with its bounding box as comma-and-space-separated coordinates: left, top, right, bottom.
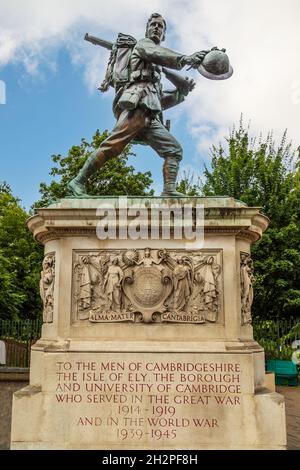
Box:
0, 183, 43, 319
36, 129, 154, 207
176, 170, 202, 196
199, 119, 300, 320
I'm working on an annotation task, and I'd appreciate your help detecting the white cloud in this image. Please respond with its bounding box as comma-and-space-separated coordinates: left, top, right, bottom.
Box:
1, 0, 300, 157
170, 0, 300, 153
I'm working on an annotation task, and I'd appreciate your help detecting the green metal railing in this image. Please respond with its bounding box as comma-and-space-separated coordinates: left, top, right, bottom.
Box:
0, 319, 42, 367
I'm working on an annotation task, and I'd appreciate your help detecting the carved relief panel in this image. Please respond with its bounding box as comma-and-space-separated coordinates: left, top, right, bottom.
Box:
72, 249, 223, 324
40, 252, 55, 323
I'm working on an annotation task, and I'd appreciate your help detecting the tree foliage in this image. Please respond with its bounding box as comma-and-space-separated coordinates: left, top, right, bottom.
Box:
199, 119, 300, 320
1, 122, 299, 322
176, 170, 202, 196
35, 129, 154, 207
0, 129, 154, 319
0, 183, 43, 320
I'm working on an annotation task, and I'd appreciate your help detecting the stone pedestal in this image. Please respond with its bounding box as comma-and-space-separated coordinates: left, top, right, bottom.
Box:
11, 197, 286, 449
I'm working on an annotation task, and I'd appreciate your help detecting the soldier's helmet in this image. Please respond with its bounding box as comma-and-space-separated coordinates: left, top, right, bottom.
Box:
198, 49, 233, 80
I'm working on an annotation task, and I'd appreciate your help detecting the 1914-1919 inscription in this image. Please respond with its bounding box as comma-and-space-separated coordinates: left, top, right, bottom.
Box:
54, 357, 242, 443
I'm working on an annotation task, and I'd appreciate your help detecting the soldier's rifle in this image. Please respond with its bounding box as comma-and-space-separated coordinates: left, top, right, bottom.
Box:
84, 33, 193, 96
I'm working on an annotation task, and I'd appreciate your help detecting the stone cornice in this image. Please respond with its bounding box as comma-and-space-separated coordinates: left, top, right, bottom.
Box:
28, 197, 269, 245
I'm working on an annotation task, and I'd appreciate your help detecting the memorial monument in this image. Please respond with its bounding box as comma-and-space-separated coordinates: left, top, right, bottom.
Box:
11, 13, 286, 450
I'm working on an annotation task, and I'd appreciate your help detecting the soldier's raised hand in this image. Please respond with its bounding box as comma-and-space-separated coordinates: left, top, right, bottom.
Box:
211, 46, 226, 52
183, 50, 210, 68
185, 77, 196, 92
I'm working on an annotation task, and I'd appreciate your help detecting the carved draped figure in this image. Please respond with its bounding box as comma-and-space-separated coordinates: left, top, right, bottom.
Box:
200, 258, 218, 310
104, 265, 124, 311
240, 255, 254, 324
79, 263, 92, 309
173, 263, 191, 311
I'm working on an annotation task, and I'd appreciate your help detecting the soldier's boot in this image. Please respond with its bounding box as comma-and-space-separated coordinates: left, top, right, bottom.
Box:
67, 151, 108, 197
161, 156, 185, 197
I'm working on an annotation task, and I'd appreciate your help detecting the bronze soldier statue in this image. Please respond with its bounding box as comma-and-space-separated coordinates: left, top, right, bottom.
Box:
68, 13, 218, 197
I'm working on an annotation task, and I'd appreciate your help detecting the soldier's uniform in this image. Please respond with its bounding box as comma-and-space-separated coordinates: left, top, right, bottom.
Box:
69, 37, 188, 196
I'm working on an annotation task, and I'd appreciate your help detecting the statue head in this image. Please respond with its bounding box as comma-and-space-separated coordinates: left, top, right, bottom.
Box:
144, 247, 151, 258
145, 13, 166, 43
241, 253, 247, 264
112, 257, 119, 265
43, 256, 53, 270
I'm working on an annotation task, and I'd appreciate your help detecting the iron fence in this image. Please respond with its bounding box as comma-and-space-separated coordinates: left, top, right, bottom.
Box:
0, 319, 42, 367
0, 317, 299, 367
253, 317, 300, 360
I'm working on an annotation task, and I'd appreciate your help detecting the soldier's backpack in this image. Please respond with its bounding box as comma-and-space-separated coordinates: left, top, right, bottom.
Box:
99, 33, 137, 92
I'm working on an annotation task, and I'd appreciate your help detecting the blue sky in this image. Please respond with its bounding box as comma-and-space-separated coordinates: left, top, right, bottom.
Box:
1, 49, 118, 207
1, 0, 299, 209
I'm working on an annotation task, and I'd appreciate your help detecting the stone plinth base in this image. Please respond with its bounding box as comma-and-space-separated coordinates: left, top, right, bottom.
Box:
11, 342, 286, 450
11, 197, 286, 449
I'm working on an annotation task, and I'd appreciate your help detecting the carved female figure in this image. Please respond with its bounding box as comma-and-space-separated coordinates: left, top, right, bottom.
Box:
136, 247, 165, 267
173, 257, 192, 311
240, 253, 254, 324
104, 257, 124, 312
40, 254, 55, 323
200, 256, 219, 311
190, 255, 220, 322
78, 256, 93, 310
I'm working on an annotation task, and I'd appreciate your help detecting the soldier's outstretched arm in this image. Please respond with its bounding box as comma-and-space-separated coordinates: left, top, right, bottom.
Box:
135, 38, 208, 70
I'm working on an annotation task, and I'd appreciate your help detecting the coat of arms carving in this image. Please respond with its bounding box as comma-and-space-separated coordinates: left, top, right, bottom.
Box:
72, 248, 222, 324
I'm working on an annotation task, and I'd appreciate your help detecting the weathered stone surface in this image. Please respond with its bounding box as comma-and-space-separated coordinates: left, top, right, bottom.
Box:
11, 351, 286, 450
72, 248, 222, 324
40, 253, 55, 323
11, 197, 286, 449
